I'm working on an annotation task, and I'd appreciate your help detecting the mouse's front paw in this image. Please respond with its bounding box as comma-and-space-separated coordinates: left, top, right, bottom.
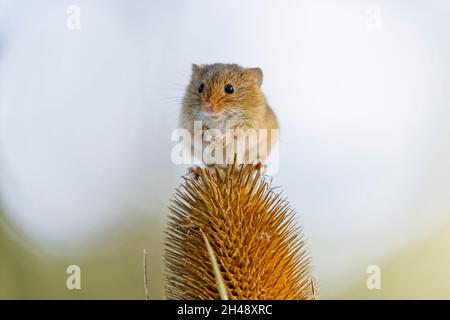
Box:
187, 165, 202, 179
203, 133, 231, 148
210, 132, 233, 148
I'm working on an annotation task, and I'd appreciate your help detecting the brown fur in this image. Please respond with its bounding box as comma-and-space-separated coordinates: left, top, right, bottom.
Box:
181, 63, 279, 166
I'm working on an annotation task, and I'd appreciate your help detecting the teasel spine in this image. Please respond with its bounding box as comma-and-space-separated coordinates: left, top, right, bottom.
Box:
164, 164, 316, 300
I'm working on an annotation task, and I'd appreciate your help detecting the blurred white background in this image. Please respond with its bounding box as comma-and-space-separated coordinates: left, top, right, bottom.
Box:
0, 0, 449, 298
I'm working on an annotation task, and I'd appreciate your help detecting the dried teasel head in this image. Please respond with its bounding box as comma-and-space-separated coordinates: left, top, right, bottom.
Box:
164, 164, 316, 300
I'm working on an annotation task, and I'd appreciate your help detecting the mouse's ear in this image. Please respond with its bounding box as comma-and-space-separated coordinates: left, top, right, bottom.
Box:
192, 64, 202, 79
245, 68, 263, 87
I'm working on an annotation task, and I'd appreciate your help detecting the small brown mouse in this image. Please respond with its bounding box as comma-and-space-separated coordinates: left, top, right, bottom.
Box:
180, 63, 279, 170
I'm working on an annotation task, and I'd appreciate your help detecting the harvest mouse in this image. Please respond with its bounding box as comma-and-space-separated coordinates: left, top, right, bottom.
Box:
180, 63, 279, 172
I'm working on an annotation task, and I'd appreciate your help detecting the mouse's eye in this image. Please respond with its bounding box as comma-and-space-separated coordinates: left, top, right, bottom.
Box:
198, 83, 204, 94
224, 84, 234, 94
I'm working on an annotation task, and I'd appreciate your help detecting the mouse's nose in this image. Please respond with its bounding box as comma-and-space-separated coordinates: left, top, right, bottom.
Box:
203, 101, 214, 113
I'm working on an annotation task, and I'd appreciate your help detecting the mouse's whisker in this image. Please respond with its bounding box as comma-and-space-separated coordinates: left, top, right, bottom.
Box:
158, 87, 187, 91
160, 96, 185, 104
223, 107, 243, 117
161, 99, 183, 103
162, 80, 187, 89
160, 101, 183, 107
161, 94, 184, 99
160, 99, 184, 105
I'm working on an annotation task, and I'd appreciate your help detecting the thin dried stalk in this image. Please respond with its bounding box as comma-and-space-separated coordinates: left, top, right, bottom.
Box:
143, 248, 150, 300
